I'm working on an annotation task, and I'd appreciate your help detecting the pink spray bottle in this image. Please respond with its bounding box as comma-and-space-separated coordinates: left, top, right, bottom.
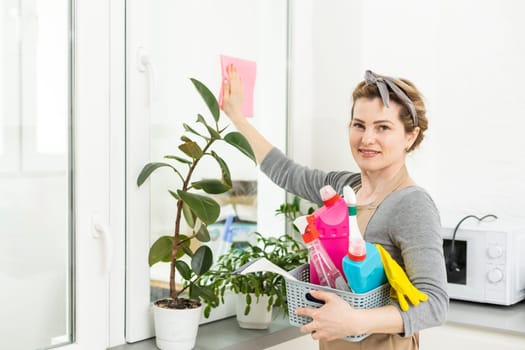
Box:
309, 185, 349, 284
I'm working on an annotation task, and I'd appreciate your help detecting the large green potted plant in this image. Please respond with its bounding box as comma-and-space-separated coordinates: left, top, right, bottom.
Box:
137, 78, 255, 350
199, 232, 307, 329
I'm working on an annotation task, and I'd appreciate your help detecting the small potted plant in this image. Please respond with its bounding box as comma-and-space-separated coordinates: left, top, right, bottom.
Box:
137, 78, 255, 350
199, 232, 308, 329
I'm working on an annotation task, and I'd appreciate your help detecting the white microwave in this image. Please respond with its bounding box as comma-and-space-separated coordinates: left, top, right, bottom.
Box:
441, 224, 525, 305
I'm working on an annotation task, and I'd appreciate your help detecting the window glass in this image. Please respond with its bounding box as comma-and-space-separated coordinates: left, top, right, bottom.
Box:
0, 0, 72, 348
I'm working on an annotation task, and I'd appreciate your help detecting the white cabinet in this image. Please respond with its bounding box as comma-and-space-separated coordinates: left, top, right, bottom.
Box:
420, 324, 525, 350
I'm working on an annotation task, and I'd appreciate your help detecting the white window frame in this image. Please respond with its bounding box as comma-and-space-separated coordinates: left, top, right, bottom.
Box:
57, 0, 113, 349
1, 0, 124, 348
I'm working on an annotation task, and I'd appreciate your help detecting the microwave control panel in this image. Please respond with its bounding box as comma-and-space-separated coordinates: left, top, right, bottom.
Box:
485, 231, 507, 300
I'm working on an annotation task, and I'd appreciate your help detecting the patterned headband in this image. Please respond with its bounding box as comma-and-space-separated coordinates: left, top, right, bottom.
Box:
364, 70, 418, 126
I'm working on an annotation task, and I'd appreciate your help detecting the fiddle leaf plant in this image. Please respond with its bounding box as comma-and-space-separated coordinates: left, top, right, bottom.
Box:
137, 78, 256, 308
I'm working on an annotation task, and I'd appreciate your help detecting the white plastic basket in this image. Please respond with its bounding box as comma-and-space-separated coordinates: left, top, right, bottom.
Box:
285, 263, 392, 342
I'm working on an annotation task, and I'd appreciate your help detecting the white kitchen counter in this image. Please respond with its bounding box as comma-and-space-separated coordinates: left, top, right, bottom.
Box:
446, 299, 525, 336
109, 299, 525, 350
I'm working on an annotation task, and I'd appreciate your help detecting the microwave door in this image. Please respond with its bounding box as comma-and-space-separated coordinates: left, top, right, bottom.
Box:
443, 230, 486, 302
444, 239, 467, 284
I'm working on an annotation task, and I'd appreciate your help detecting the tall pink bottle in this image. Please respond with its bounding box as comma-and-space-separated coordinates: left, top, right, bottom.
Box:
310, 185, 349, 284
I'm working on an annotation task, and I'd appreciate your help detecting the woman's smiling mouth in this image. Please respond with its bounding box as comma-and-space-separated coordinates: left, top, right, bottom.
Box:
359, 148, 381, 158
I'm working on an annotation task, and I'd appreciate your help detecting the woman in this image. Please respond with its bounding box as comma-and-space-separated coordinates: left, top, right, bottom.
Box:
221, 66, 448, 350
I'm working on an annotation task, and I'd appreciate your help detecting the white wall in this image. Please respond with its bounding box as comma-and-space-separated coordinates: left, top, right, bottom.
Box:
289, 0, 525, 227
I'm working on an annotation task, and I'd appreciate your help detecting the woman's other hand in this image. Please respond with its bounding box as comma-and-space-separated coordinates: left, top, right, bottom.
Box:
295, 289, 365, 341
222, 64, 244, 122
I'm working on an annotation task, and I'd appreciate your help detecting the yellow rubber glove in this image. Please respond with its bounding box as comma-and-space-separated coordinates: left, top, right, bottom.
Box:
375, 244, 428, 311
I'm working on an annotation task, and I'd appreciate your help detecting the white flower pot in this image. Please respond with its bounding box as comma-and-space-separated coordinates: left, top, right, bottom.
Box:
236, 293, 272, 329
153, 302, 202, 350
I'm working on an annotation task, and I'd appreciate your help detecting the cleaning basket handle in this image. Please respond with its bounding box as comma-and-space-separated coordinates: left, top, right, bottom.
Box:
305, 292, 325, 305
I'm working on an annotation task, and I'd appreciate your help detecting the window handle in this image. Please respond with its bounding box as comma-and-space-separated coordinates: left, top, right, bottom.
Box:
136, 46, 155, 107
92, 214, 113, 274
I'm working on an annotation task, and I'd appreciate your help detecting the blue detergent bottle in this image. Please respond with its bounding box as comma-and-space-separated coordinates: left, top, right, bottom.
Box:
341, 186, 387, 293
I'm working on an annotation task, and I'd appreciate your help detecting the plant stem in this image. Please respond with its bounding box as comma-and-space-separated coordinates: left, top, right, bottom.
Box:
169, 138, 216, 300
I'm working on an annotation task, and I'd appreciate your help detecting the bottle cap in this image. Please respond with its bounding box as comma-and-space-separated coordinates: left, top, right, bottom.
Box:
347, 237, 366, 261
302, 215, 320, 244
319, 185, 340, 206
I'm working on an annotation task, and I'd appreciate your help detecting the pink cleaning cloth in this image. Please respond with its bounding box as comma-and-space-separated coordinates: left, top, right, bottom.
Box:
219, 55, 257, 117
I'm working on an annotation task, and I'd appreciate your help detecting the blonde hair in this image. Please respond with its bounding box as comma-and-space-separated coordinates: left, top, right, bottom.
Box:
351, 76, 427, 152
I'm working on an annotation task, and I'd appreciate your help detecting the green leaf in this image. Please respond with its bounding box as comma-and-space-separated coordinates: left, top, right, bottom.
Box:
181, 244, 193, 257
137, 162, 177, 187
181, 135, 192, 143
189, 283, 201, 300
190, 78, 220, 122
196, 114, 221, 139
148, 236, 173, 266
244, 294, 252, 315
204, 306, 211, 318
196, 114, 207, 124
179, 141, 203, 159
182, 202, 195, 228
191, 245, 213, 275
183, 123, 205, 138
177, 191, 220, 225
164, 155, 192, 165
205, 125, 221, 140
211, 151, 232, 187
168, 190, 180, 200
198, 285, 219, 303
175, 234, 191, 259
195, 224, 210, 242
191, 179, 231, 194
175, 260, 192, 280
223, 132, 256, 164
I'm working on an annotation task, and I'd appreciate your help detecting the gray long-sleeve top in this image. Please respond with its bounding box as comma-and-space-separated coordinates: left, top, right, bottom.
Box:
261, 147, 448, 336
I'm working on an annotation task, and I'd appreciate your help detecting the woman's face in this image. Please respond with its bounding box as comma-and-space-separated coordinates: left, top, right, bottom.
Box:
349, 97, 417, 174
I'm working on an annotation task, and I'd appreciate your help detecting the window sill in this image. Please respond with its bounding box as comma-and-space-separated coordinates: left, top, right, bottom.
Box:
109, 314, 303, 350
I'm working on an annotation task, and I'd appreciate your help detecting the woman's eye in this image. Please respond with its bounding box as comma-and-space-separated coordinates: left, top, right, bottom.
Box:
351, 122, 364, 129
378, 125, 390, 131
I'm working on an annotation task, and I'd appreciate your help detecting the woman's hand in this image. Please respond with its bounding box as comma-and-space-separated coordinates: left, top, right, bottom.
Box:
295, 289, 366, 341
218, 63, 273, 163
221, 64, 244, 122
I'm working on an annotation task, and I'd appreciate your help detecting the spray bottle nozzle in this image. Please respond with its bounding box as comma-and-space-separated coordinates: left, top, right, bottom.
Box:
347, 236, 366, 261
301, 215, 320, 244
